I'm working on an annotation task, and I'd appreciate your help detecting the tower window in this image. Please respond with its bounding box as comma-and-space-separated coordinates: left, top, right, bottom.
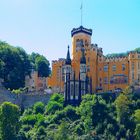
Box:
122, 64, 125, 71
138, 62, 140, 69
104, 65, 108, 72
76, 39, 83, 48
138, 74, 140, 81
112, 65, 116, 71
132, 73, 135, 81
85, 40, 89, 46
132, 62, 134, 70
87, 66, 90, 72
104, 77, 108, 84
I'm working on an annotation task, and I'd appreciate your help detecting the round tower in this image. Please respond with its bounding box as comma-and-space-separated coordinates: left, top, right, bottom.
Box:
71, 26, 92, 60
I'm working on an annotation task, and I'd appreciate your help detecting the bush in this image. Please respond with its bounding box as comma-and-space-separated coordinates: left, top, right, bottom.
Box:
45, 101, 63, 114
33, 102, 45, 114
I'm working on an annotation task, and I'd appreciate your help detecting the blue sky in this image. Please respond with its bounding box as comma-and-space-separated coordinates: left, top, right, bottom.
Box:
0, 0, 140, 64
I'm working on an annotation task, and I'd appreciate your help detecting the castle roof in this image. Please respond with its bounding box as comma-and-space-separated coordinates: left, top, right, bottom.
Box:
71, 26, 92, 37
65, 45, 71, 65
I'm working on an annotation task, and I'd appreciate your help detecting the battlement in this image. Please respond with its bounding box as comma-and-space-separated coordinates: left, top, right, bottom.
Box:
52, 58, 65, 64
71, 26, 92, 37
104, 56, 128, 62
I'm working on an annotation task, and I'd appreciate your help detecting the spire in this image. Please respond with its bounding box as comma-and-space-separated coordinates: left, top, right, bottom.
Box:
65, 45, 71, 65
80, 46, 86, 64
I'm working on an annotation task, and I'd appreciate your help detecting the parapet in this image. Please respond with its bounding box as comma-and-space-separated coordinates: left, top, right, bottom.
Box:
52, 58, 65, 65
104, 56, 128, 62
71, 26, 92, 37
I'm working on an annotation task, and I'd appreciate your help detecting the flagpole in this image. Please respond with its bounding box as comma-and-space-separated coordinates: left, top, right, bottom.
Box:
81, 0, 83, 26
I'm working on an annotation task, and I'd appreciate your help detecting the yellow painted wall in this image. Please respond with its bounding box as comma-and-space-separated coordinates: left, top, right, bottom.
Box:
47, 28, 140, 93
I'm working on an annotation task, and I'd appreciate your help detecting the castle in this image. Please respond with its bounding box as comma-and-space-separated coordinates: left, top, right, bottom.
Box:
47, 26, 140, 98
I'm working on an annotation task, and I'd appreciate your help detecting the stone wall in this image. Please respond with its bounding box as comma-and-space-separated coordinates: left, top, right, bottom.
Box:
0, 88, 51, 109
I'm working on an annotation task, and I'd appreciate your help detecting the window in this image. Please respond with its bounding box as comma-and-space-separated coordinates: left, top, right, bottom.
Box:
76, 39, 83, 47
132, 62, 134, 70
132, 55, 135, 58
104, 77, 108, 84
132, 73, 134, 80
70, 84, 74, 97
85, 40, 89, 46
87, 66, 90, 72
122, 64, 125, 71
138, 74, 140, 81
138, 55, 140, 59
138, 62, 140, 69
75, 83, 79, 98
112, 65, 116, 71
110, 75, 128, 84
104, 65, 108, 72
62, 75, 65, 81
62, 67, 65, 74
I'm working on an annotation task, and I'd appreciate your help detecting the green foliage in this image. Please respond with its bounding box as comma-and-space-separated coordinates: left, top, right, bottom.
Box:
0, 41, 31, 89
12, 89, 23, 94
44, 93, 64, 115
33, 102, 45, 114
45, 101, 63, 114
77, 94, 95, 132
0, 102, 20, 140
106, 52, 127, 57
135, 124, 140, 140
50, 93, 64, 104
134, 109, 140, 124
54, 122, 70, 140
0, 91, 139, 139
115, 94, 130, 124
0, 41, 51, 90
134, 47, 140, 53
106, 47, 140, 58
30, 52, 50, 77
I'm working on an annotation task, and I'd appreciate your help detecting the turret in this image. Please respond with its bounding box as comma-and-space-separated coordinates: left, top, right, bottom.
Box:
64, 46, 71, 102
65, 45, 72, 78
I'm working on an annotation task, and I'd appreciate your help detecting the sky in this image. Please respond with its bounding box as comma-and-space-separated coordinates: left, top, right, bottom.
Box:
0, 0, 140, 65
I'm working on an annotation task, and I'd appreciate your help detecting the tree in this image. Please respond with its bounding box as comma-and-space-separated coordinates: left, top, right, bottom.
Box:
35, 56, 50, 77
30, 52, 51, 77
33, 102, 45, 114
54, 121, 70, 140
50, 93, 64, 104
0, 41, 32, 89
134, 109, 140, 124
115, 94, 130, 124
0, 59, 5, 76
45, 101, 63, 114
135, 124, 140, 140
0, 102, 20, 140
76, 94, 95, 133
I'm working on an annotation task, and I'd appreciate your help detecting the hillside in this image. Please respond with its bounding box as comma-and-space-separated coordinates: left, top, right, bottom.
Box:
106, 47, 140, 57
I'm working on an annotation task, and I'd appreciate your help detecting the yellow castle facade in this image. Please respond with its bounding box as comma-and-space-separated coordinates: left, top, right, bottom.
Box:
47, 26, 140, 93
